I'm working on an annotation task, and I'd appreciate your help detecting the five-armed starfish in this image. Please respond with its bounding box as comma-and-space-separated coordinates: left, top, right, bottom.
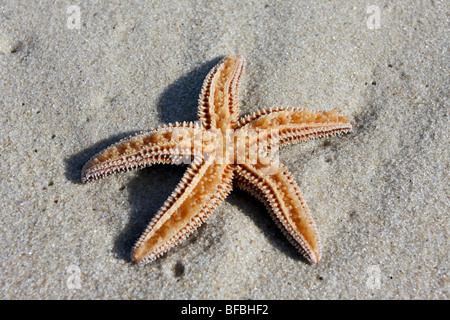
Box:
81, 55, 352, 264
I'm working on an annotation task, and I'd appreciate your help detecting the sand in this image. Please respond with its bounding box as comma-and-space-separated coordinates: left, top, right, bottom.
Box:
0, 0, 448, 299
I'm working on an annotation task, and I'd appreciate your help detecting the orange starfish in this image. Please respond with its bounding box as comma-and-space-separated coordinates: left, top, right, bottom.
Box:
81, 55, 352, 264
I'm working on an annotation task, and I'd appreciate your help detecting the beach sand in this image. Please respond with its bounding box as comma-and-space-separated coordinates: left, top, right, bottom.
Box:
0, 0, 447, 299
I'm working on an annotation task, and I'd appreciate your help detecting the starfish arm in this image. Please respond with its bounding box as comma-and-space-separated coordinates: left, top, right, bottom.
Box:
234, 161, 321, 263
81, 122, 201, 183
239, 106, 352, 147
132, 160, 233, 264
198, 54, 245, 130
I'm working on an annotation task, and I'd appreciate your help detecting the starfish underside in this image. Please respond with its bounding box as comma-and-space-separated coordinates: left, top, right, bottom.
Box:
81, 55, 352, 264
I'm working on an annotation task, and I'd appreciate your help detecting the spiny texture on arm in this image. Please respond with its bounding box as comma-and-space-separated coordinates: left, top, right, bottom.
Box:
239, 107, 352, 147
132, 160, 233, 264
81, 122, 199, 183
234, 162, 321, 264
198, 54, 245, 131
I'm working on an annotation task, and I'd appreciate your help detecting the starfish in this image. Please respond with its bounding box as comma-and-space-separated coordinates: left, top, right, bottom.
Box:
81, 54, 352, 264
